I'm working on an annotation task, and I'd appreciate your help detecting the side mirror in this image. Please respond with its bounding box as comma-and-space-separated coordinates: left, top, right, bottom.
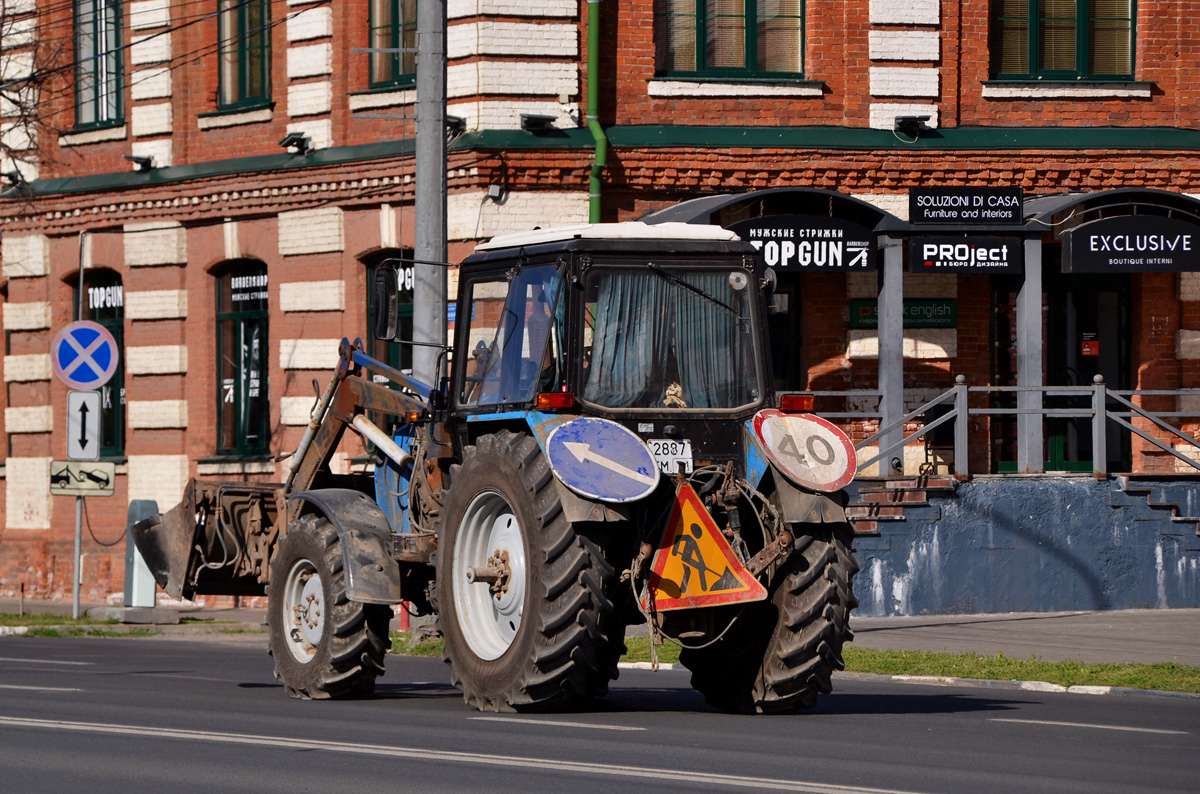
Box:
372, 267, 399, 340
761, 267, 777, 295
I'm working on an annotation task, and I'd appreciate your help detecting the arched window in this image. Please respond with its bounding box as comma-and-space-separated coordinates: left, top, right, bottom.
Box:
215, 262, 269, 455
75, 269, 125, 457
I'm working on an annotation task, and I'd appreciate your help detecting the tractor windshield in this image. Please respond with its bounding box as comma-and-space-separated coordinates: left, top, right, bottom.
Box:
581, 266, 762, 410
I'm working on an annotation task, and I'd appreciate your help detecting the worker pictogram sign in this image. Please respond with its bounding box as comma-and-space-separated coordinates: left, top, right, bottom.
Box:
640, 483, 767, 612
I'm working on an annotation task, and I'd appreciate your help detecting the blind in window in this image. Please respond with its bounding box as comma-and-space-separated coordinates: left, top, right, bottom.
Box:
991, 0, 1029, 75
1089, 0, 1132, 75
757, 0, 802, 72
707, 0, 746, 69
655, 0, 697, 72
1039, 0, 1076, 72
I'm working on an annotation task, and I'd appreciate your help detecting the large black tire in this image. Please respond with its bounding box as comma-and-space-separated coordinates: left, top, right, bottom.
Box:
436, 430, 619, 712
267, 514, 392, 699
680, 522, 859, 713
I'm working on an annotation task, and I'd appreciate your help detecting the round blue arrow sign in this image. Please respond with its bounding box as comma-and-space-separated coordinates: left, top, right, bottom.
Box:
51, 321, 119, 390
545, 417, 661, 503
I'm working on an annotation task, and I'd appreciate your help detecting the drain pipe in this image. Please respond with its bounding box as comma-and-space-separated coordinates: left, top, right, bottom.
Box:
586, 0, 607, 224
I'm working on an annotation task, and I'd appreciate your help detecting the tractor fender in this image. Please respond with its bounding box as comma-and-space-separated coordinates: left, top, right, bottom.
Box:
288, 489, 403, 604
772, 473, 849, 524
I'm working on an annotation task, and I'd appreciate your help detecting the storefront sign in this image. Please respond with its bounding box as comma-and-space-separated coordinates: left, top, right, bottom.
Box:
849, 299, 957, 328
909, 187, 1023, 225
1062, 216, 1200, 272
908, 237, 1024, 273
729, 215, 876, 270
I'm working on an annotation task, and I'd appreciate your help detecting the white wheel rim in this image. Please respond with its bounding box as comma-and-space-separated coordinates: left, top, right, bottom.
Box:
282, 557, 325, 663
453, 490, 528, 661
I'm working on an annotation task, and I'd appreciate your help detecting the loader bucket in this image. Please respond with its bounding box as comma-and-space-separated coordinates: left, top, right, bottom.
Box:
131, 489, 198, 600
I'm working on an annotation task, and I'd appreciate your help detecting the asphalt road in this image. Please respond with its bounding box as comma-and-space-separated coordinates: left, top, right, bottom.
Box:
1, 637, 1197, 794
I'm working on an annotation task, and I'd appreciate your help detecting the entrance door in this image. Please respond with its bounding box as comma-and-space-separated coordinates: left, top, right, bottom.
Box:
990, 270, 1130, 472
1044, 270, 1131, 471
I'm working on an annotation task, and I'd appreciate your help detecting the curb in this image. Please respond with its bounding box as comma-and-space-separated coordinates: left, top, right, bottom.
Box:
618, 661, 679, 671
0, 627, 28, 636
835, 671, 1200, 700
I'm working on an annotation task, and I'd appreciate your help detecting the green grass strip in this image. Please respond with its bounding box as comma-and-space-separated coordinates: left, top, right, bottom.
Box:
0, 612, 117, 627
843, 647, 1200, 694
25, 627, 158, 638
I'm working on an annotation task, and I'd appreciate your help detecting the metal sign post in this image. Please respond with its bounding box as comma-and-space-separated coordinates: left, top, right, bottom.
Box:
52, 321, 120, 620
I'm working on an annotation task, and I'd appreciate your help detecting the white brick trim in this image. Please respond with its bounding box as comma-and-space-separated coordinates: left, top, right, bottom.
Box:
287, 43, 333, 78
280, 338, 342, 370
124, 222, 187, 266
2, 234, 49, 278
197, 107, 273, 130
58, 125, 128, 147
278, 207, 344, 255
287, 6, 332, 42
348, 89, 416, 112
981, 83, 1153, 100
448, 190, 588, 241
868, 103, 939, 131
132, 139, 173, 168
126, 289, 187, 320
127, 454, 189, 507
870, 67, 939, 98
1178, 330, 1200, 360
129, 0, 171, 30
847, 329, 958, 360
448, 0, 575, 17
447, 22, 577, 58
870, 0, 940, 25
125, 345, 188, 375
127, 400, 188, 429
3, 354, 51, 382
196, 460, 277, 476
131, 102, 173, 136
448, 61, 577, 99
869, 30, 940, 61
5, 457, 53, 530
281, 396, 315, 425
279, 280, 346, 312
3, 301, 51, 331
647, 80, 823, 98
130, 32, 171, 65
130, 67, 172, 101
850, 192, 909, 221
4, 405, 52, 432
287, 80, 333, 117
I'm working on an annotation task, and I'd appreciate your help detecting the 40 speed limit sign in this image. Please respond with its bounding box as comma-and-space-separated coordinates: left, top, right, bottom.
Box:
752, 409, 857, 492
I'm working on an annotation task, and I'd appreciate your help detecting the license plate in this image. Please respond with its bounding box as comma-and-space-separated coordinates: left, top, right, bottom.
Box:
648, 438, 693, 474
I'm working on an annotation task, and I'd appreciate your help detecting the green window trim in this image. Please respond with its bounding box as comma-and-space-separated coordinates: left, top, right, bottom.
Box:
74, 0, 124, 130
74, 270, 125, 458
655, 0, 806, 81
215, 264, 270, 456
991, 0, 1136, 81
218, 0, 271, 111
369, 0, 418, 89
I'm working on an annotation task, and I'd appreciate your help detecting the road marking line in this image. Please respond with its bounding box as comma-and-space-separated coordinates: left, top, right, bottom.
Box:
990, 718, 1188, 735
0, 657, 93, 666
0, 685, 82, 692
469, 716, 645, 732
0, 716, 930, 794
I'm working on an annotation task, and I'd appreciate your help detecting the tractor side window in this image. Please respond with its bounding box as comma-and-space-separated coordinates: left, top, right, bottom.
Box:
458, 265, 565, 407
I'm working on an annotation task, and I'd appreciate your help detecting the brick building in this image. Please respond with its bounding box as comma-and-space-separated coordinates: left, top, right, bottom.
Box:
1, 0, 1199, 608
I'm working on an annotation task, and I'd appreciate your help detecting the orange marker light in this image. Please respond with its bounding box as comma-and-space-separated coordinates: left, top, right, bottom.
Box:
535, 392, 575, 410
778, 393, 814, 412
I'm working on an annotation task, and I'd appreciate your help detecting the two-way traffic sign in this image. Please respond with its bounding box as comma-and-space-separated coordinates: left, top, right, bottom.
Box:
67, 390, 101, 461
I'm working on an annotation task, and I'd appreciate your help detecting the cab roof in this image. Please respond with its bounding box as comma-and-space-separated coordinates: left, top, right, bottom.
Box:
474, 221, 741, 252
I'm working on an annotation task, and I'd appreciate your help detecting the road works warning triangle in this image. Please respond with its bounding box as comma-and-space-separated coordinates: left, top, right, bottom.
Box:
641, 483, 768, 612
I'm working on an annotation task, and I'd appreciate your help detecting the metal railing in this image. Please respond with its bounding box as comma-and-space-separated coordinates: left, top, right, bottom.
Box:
787, 380, 1200, 477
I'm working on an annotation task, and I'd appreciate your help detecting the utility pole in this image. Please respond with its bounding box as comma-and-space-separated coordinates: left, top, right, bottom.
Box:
413, 0, 448, 385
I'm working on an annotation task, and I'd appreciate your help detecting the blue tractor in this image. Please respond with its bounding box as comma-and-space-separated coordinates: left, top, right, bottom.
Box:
134, 222, 859, 713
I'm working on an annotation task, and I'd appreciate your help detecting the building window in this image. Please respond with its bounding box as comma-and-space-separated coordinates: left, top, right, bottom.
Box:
369, 0, 418, 88
991, 1, 1134, 80
76, 270, 125, 457
655, 0, 805, 78
218, 0, 270, 109
75, 0, 123, 128
216, 263, 270, 455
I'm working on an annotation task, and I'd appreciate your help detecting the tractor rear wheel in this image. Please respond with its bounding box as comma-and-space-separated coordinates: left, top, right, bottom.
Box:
267, 514, 392, 699
680, 522, 858, 713
436, 430, 619, 711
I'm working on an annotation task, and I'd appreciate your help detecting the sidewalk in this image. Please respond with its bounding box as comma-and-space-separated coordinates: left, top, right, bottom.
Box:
3, 597, 1199, 667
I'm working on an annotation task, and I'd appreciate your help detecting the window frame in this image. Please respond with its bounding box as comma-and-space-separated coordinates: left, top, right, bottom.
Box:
215, 263, 271, 457
991, 0, 1136, 81
218, 0, 271, 111
368, 0, 418, 89
74, 0, 124, 130
656, 0, 807, 81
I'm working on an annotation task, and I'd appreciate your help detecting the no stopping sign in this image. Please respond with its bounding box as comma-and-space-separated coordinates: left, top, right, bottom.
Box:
753, 409, 856, 492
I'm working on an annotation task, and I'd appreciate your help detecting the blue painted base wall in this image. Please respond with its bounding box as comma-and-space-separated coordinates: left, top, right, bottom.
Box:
849, 477, 1200, 616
